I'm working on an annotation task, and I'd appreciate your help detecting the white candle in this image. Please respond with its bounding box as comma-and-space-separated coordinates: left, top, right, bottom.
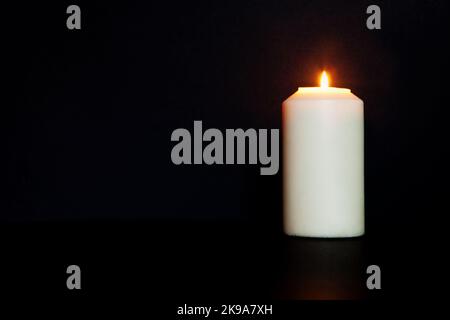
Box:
282, 71, 364, 237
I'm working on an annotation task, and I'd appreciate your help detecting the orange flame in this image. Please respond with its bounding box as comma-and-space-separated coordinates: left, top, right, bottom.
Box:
320, 71, 329, 88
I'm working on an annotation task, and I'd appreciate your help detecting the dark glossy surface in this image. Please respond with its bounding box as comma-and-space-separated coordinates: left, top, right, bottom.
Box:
1, 220, 436, 303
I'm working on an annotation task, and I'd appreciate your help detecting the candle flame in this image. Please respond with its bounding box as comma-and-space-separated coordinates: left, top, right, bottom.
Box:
320, 71, 329, 88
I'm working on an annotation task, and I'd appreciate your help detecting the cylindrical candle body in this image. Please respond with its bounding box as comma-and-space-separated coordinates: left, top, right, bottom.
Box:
282, 88, 364, 237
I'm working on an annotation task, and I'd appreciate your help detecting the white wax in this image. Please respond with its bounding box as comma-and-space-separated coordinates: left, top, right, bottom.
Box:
282, 87, 364, 237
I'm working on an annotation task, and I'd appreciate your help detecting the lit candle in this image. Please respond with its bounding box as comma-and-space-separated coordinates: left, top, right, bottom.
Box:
282, 71, 364, 237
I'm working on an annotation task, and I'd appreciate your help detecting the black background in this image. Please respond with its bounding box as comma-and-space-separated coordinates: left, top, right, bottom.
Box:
3, 0, 449, 311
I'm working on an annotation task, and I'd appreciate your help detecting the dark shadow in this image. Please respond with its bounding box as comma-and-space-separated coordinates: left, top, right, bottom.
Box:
275, 237, 366, 300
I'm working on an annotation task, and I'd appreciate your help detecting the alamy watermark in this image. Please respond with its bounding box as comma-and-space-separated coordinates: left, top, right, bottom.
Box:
66, 5, 81, 30
366, 5, 381, 30
366, 264, 381, 290
171, 121, 279, 175
66, 265, 81, 290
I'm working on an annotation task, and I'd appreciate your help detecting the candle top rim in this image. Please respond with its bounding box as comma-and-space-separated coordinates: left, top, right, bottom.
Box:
298, 87, 351, 94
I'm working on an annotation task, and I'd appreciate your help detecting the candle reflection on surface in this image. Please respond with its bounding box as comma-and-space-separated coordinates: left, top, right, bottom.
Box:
276, 238, 366, 300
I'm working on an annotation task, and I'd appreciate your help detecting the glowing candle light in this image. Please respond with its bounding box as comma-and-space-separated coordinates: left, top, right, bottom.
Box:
320, 71, 329, 88
282, 71, 364, 237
